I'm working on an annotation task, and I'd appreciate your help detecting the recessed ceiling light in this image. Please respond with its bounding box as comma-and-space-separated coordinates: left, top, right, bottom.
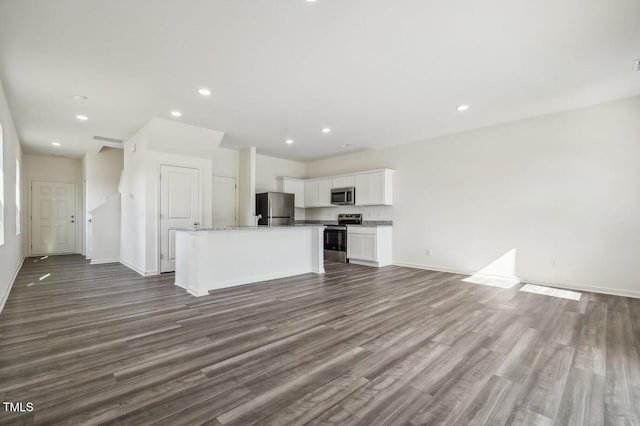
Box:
321, 128, 331, 134
286, 139, 294, 145
171, 111, 182, 117
198, 88, 212, 96
306, 0, 317, 2
456, 104, 470, 112
52, 142, 61, 146
75, 115, 88, 120
341, 144, 352, 148
71, 95, 87, 101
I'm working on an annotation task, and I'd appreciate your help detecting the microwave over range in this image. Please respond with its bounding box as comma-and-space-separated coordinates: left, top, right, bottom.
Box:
331, 187, 355, 205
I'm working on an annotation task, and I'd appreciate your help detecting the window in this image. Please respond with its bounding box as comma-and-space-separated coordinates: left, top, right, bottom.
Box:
16, 158, 20, 235
0, 123, 4, 246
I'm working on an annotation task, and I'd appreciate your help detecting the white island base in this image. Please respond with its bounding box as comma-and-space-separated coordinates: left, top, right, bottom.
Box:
175, 226, 325, 297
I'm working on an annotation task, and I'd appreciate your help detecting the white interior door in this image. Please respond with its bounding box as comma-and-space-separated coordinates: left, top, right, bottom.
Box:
160, 165, 199, 273
31, 181, 76, 255
212, 176, 236, 227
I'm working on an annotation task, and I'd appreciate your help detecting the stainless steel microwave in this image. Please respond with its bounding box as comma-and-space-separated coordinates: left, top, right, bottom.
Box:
331, 187, 355, 205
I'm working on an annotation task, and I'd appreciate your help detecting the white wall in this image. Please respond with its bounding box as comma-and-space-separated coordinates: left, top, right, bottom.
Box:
255, 153, 307, 220
255, 154, 306, 193
121, 119, 217, 275
238, 147, 256, 226
147, 117, 223, 158
85, 148, 124, 211
306, 96, 640, 297
213, 147, 239, 179
305, 205, 391, 222
23, 154, 82, 182
81, 155, 87, 255
89, 195, 121, 264
23, 154, 83, 257
84, 148, 123, 258
120, 125, 149, 274
212, 147, 240, 226
0, 78, 23, 312
144, 150, 213, 274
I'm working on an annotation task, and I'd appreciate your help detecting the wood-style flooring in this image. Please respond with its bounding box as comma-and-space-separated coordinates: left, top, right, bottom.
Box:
0, 255, 639, 425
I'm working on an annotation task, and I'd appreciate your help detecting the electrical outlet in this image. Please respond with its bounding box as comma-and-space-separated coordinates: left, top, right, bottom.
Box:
426, 248, 432, 256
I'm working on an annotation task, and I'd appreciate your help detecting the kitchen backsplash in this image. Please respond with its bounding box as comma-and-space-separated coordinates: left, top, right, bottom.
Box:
303, 205, 393, 221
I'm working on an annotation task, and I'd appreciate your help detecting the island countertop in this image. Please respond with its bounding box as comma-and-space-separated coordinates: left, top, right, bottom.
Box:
173, 224, 324, 233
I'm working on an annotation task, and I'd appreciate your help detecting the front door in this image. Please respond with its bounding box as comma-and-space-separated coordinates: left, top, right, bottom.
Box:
160, 165, 199, 273
31, 181, 76, 255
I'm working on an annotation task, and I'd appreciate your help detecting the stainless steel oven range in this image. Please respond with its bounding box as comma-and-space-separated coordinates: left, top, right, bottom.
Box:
324, 213, 362, 263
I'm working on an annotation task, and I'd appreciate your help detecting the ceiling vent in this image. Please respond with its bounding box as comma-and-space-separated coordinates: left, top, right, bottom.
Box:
93, 135, 123, 144
634, 59, 640, 72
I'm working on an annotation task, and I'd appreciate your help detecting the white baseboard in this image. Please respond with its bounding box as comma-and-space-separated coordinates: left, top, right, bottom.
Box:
179, 268, 314, 298
519, 279, 640, 300
120, 259, 143, 275
350, 259, 380, 268
392, 261, 640, 299
90, 258, 120, 265
174, 281, 209, 297
211, 268, 313, 291
119, 259, 159, 276
0, 257, 25, 313
393, 261, 475, 276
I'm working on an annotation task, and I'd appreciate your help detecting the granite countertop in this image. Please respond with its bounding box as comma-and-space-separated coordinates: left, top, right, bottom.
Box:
173, 221, 392, 232
301, 220, 393, 227
173, 224, 325, 232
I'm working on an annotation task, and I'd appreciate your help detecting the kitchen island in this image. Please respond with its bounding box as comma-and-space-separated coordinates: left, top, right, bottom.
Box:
174, 225, 325, 297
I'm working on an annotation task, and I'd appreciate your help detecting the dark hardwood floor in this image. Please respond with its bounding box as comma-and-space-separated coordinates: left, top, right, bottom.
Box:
0, 255, 639, 425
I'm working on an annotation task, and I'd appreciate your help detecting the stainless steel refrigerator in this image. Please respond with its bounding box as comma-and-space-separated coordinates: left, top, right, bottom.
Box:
255, 192, 295, 226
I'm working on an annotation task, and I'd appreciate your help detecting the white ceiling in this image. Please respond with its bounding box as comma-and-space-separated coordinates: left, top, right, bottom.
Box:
0, 0, 639, 161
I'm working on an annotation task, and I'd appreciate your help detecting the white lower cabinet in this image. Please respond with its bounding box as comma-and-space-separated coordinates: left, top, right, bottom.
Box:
347, 234, 376, 262
347, 226, 392, 267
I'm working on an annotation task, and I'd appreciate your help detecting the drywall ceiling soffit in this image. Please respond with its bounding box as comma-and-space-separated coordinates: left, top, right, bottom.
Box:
146, 117, 224, 158
0, 0, 639, 160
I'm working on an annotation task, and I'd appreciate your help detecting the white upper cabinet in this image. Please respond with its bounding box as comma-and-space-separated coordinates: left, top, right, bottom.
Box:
318, 179, 333, 207
305, 180, 318, 207
332, 175, 355, 189
305, 178, 334, 207
278, 177, 305, 208
355, 169, 393, 206
281, 168, 393, 208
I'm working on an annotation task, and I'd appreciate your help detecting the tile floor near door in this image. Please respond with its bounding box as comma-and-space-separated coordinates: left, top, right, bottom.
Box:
0, 255, 639, 425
